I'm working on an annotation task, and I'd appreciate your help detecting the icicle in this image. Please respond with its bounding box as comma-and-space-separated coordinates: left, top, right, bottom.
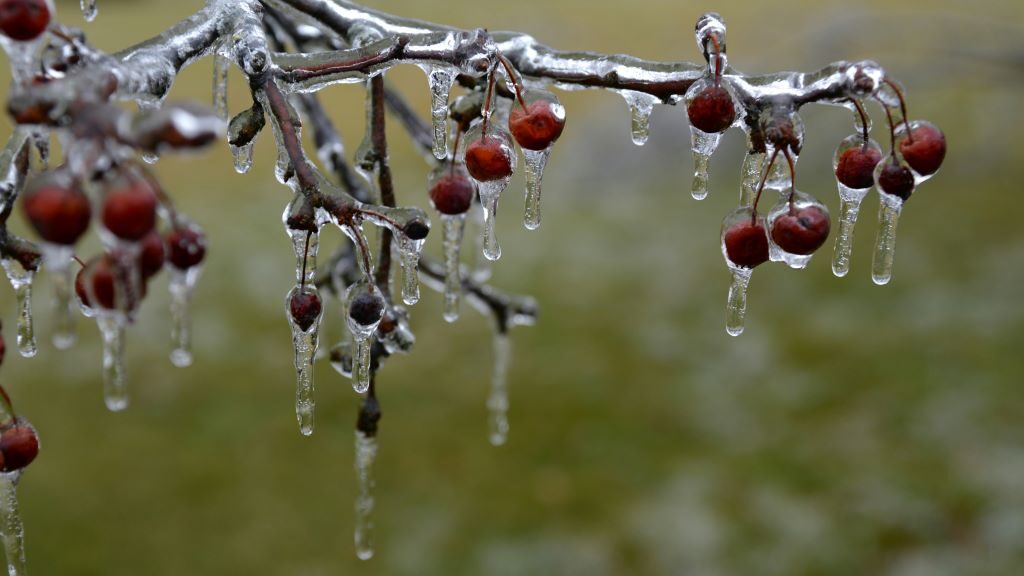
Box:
0, 472, 27, 576
81, 0, 98, 21
30, 130, 48, 170
620, 91, 658, 146
354, 431, 378, 560
397, 235, 423, 306
521, 147, 550, 230
330, 342, 353, 378
1, 259, 36, 358
97, 315, 127, 411
419, 65, 456, 160
442, 215, 466, 323
871, 192, 903, 286
168, 267, 201, 368
345, 283, 384, 395
725, 267, 752, 337
831, 186, 868, 277
470, 204, 492, 282
230, 141, 254, 174
40, 244, 76, 350
689, 129, 722, 200
487, 331, 511, 446
353, 336, 371, 394
213, 47, 230, 122
739, 151, 764, 207
478, 180, 505, 262
136, 100, 161, 165
286, 286, 322, 437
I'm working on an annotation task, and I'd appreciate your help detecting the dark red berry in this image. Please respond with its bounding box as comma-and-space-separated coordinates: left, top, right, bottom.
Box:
509, 100, 565, 151
138, 230, 165, 279
0, 424, 38, 471
0, 333, 6, 367
0, 0, 51, 42
687, 85, 735, 134
403, 218, 430, 241
75, 255, 116, 310
464, 136, 513, 182
102, 176, 158, 241
165, 227, 206, 270
349, 292, 384, 327
724, 220, 769, 268
771, 206, 830, 255
899, 123, 945, 176
429, 171, 475, 215
289, 290, 322, 332
877, 161, 915, 201
835, 146, 882, 189
22, 176, 91, 245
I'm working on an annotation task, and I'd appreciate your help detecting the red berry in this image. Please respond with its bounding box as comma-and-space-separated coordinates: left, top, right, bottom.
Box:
165, 226, 206, 270
508, 100, 565, 151
75, 255, 116, 310
0, 424, 38, 471
464, 136, 513, 182
429, 170, 475, 215
0, 0, 50, 42
835, 146, 882, 190
771, 206, 830, 255
724, 220, 769, 268
899, 123, 945, 176
289, 289, 322, 332
687, 85, 735, 134
22, 175, 91, 245
138, 230, 165, 279
877, 161, 915, 201
102, 175, 158, 241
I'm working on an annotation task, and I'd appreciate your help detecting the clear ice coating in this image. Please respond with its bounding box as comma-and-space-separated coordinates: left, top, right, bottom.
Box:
521, 147, 550, 230
441, 214, 466, 323
831, 135, 882, 277
872, 191, 904, 286
620, 90, 659, 146
169, 266, 202, 368
213, 45, 231, 122
81, 0, 98, 22
345, 283, 385, 394
419, 65, 456, 160
689, 128, 721, 201
0, 36, 43, 85
96, 315, 128, 411
354, 431, 378, 561
0, 471, 26, 576
725, 266, 752, 337
487, 331, 511, 446
766, 190, 828, 270
286, 286, 322, 437
0, 259, 36, 358
41, 244, 77, 350
459, 124, 516, 261
397, 234, 424, 306
231, 141, 255, 174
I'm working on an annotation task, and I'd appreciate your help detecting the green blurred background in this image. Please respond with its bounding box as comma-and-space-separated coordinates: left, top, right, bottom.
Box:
1, 0, 1023, 574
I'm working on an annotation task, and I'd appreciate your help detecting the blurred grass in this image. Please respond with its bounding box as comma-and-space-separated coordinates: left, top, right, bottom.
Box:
0, 0, 1022, 574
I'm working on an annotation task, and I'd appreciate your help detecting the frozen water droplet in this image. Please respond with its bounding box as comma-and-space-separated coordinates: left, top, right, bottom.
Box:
286, 286, 322, 437
420, 65, 456, 160
488, 331, 511, 446
354, 431, 378, 560
689, 128, 722, 201
213, 47, 230, 122
521, 147, 550, 230
41, 244, 76, 350
621, 91, 658, 146
230, 141, 254, 174
81, 0, 98, 22
398, 235, 424, 306
831, 185, 868, 277
441, 214, 466, 323
1, 258, 36, 358
725, 266, 752, 337
470, 205, 492, 282
169, 266, 202, 368
96, 315, 128, 411
871, 192, 903, 286
478, 180, 507, 261
0, 471, 27, 576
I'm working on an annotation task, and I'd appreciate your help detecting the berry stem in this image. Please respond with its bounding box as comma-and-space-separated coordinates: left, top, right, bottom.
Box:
450, 129, 462, 175
881, 78, 913, 144
300, 230, 312, 288
480, 68, 497, 137
0, 385, 15, 427
848, 97, 870, 149
783, 147, 796, 208
709, 33, 723, 86
877, 95, 900, 165
497, 53, 529, 111
751, 148, 780, 221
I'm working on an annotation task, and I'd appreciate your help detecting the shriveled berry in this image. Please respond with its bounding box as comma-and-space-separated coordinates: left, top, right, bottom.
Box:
877, 161, 915, 201
349, 292, 385, 327
22, 176, 91, 245
835, 146, 882, 190
464, 136, 513, 182
687, 85, 735, 134
724, 220, 769, 268
509, 100, 565, 151
771, 206, 830, 255
165, 226, 207, 270
138, 230, 165, 279
0, 424, 38, 471
102, 176, 158, 241
899, 123, 945, 176
289, 290, 322, 332
429, 171, 475, 215
0, 0, 51, 42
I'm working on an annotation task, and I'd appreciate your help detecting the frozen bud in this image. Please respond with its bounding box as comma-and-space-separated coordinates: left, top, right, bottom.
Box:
131, 102, 224, 152
228, 103, 266, 148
